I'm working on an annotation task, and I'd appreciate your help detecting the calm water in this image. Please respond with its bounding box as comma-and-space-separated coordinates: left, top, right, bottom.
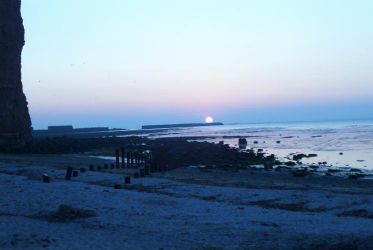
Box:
142, 120, 373, 174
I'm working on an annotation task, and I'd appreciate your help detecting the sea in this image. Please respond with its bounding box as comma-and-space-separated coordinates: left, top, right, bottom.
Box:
141, 120, 373, 177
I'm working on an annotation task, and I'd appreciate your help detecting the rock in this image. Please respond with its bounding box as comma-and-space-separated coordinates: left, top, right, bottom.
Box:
266, 154, 275, 162
293, 154, 307, 161
276, 141, 281, 144
42, 205, 96, 222
238, 138, 247, 149
347, 174, 361, 180
292, 170, 309, 177
263, 162, 273, 169
257, 152, 265, 158
350, 168, 362, 172
0, 0, 32, 148
285, 161, 296, 167
238, 138, 247, 145
307, 154, 318, 157
327, 169, 340, 173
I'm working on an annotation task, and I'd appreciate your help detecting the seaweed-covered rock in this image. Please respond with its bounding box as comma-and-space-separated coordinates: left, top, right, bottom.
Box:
41, 205, 97, 223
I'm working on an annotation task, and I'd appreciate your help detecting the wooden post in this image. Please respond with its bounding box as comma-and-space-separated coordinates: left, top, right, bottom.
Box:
72, 170, 79, 177
89, 164, 95, 171
132, 152, 136, 168
80, 168, 86, 173
138, 153, 141, 168
137, 153, 140, 168
124, 176, 131, 185
132, 152, 135, 168
140, 168, 145, 177
130, 152, 134, 168
104, 164, 109, 169
65, 167, 73, 180
144, 165, 150, 176
115, 149, 120, 168
140, 154, 144, 168
148, 153, 153, 172
43, 174, 50, 183
126, 152, 130, 168
121, 147, 125, 168
136, 152, 139, 168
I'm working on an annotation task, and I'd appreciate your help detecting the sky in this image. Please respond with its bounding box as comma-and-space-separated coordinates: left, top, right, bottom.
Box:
21, 0, 373, 129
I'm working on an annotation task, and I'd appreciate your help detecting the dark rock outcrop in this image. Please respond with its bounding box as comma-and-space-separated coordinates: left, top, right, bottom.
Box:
0, 0, 31, 147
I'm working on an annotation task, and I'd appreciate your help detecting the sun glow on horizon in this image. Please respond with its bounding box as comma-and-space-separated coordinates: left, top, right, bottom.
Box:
205, 116, 214, 123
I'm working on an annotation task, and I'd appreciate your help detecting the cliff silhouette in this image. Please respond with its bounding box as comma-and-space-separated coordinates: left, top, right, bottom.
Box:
0, 0, 31, 147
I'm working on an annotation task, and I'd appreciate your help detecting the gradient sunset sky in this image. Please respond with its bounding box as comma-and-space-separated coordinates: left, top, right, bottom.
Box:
21, 0, 373, 129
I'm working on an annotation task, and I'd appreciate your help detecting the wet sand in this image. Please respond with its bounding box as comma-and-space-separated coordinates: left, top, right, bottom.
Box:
0, 154, 373, 249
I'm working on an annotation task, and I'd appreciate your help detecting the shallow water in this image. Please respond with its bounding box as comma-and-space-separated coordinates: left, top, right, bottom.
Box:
144, 120, 373, 174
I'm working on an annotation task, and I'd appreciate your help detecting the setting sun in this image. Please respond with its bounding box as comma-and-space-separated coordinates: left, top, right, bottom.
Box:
205, 116, 214, 123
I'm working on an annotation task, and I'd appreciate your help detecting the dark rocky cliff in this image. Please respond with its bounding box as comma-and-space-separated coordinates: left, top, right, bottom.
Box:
0, 0, 32, 147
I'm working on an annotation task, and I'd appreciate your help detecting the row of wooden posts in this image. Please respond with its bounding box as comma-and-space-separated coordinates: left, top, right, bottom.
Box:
114, 148, 151, 169
42, 148, 174, 186
60, 165, 133, 188
53, 148, 170, 186
112, 148, 175, 173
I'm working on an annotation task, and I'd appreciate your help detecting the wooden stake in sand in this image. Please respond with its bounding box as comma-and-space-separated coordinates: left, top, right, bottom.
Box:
72, 170, 79, 177
43, 174, 50, 183
130, 152, 134, 168
140, 168, 145, 177
121, 147, 125, 168
126, 152, 131, 168
65, 167, 73, 180
124, 176, 131, 184
115, 149, 120, 168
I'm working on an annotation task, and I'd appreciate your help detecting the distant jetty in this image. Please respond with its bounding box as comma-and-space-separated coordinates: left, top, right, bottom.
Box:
33, 125, 112, 138
142, 122, 224, 130
32, 122, 224, 138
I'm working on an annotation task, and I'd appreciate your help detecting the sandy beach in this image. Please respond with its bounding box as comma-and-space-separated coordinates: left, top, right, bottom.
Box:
1, 154, 373, 249
1, 0, 373, 249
